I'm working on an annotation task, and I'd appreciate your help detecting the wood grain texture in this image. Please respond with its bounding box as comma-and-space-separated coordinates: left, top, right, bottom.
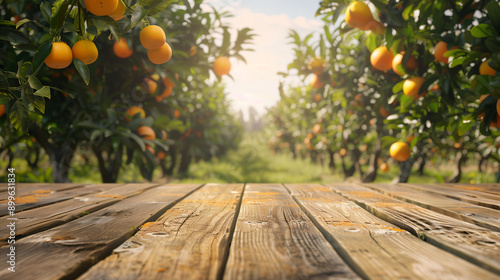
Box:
0, 183, 92, 216
0, 184, 201, 280
287, 184, 499, 280
223, 184, 359, 280
0, 183, 160, 245
363, 183, 500, 232
403, 183, 500, 210
327, 183, 500, 276
79, 184, 243, 280
442, 183, 500, 196
0, 183, 85, 200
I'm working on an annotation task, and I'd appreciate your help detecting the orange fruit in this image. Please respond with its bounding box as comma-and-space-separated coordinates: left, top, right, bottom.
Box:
480, 60, 496, 76
72, 40, 98, 65
310, 74, 325, 89
145, 145, 155, 155
314, 93, 322, 102
497, 99, 500, 117
363, 19, 385, 34
345, 1, 373, 29
307, 56, 326, 75
434, 41, 456, 64
157, 151, 166, 160
403, 77, 425, 98
113, 38, 133, 58
312, 124, 322, 134
0, 104, 5, 117
453, 142, 462, 149
213, 56, 231, 76
339, 148, 347, 157
390, 142, 410, 162
379, 106, 390, 117
145, 78, 157, 94
45, 42, 73, 69
163, 76, 175, 88
148, 42, 172, 64
380, 162, 389, 173
140, 25, 166, 50
137, 126, 156, 140
85, 0, 119, 16
406, 135, 415, 143
126, 106, 145, 121
190, 46, 197, 56
370, 46, 395, 71
161, 130, 168, 141
392, 52, 418, 76
174, 109, 181, 118
109, 0, 125, 21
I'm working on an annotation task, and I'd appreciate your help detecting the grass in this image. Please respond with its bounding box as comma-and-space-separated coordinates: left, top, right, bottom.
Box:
0, 132, 497, 184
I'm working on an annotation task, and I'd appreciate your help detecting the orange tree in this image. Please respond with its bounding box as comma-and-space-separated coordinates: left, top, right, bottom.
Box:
0, 0, 253, 182
270, 0, 500, 182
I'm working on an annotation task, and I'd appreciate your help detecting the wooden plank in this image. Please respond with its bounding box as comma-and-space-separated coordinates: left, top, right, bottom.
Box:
0, 183, 160, 245
79, 183, 243, 280
363, 183, 500, 232
0, 183, 108, 217
327, 183, 500, 276
223, 184, 360, 280
0, 184, 202, 280
286, 184, 499, 280
443, 183, 500, 196
403, 183, 500, 211
0, 183, 85, 198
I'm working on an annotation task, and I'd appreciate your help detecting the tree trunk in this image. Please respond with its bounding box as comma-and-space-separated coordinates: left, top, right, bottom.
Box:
289, 141, 296, 159
417, 154, 426, 176
93, 143, 123, 183
352, 148, 363, 178
328, 149, 335, 172
165, 146, 177, 176
341, 154, 355, 179
393, 157, 416, 183
447, 152, 467, 183
361, 137, 381, 183
478, 155, 488, 172
178, 143, 192, 175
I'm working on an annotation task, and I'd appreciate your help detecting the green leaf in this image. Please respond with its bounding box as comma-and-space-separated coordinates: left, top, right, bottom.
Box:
17, 61, 32, 81
32, 96, 45, 113
220, 27, 231, 56
28, 75, 43, 90
131, 6, 147, 29
122, 131, 146, 152
365, 32, 379, 53
458, 119, 474, 136
9, 100, 29, 132
16, 19, 31, 29
392, 80, 404, 94
40, 2, 52, 23
32, 41, 52, 72
50, 0, 69, 31
485, 37, 500, 53
50, 86, 73, 98
73, 58, 90, 85
449, 56, 466, 68
0, 96, 11, 105
33, 86, 51, 99
76, 121, 101, 129
0, 27, 30, 44
487, 0, 500, 34
471, 24, 497, 38
142, 0, 176, 17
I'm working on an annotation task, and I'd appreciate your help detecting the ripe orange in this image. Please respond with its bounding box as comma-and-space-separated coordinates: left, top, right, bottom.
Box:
145, 145, 155, 154
363, 19, 385, 34
390, 142, 410, 162
314, 93, 322, 102
370, 46, 394, 71
137, 126, 156, 140
126, 106, 145, 121
310, 74, 325, 89
406, 135, 415, 143
312, 124, 322, 134
213, 56, 231, 76
157, 151, 166, 160
339, 148, 347, 157
379, 106, 390, 117
113, 38, 133, 58
174, 109, 181, 118
307, 56, 326, 75
403, 77, 425, 98
190, 46, 197, 56
148, 42, 172, 64
163, 76, 175, 88
453, 142, 462, 149
380, 162, 389, 173
140, 25, 166, 50
392, 52, 418, 76
109, 0, 125, 21
480, 60, 496, 76
45, 42, 73, 69
72, 40, 98, 65
497, 99, 500, 117
0, 104, 5, 117
345, 1, 373, 29
161, 130, 168, 141
85, 0, 119, 16
145, 78, 157, 94
434, 41, 456, 64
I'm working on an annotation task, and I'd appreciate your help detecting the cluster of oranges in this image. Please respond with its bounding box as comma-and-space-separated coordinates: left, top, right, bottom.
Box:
344, 1, 385, 35
44, 40, 98, 69
140, 25, 172, 65
85, 0, 125, 19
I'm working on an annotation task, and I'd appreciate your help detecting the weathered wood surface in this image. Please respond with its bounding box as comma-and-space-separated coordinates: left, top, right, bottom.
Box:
404, 183, 500, 210
79, 184, 243, 280
223, 184, 359, 280
327, 183, 500, 275
0, 183, 83, 193
0, 183, 94, 216
442, 183, 500, 196
363, 183, 500, 232
286, 184, 497, 280
0, 183, 159, 245
0, 184, 201, 280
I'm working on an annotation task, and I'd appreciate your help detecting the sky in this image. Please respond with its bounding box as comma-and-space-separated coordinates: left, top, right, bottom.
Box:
201, 0, 324, 118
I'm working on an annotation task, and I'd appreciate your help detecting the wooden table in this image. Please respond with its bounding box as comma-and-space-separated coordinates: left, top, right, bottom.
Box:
0, 183, 499, 279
